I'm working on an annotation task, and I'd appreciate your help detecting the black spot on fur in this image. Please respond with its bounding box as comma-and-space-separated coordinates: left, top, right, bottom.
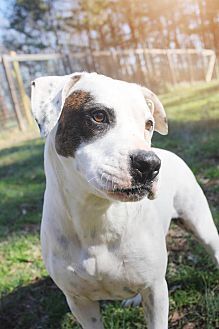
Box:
57, 234, 69, 249
55, 90, 116, 157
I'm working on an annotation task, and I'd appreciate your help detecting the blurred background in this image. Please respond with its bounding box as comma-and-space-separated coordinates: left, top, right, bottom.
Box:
0, 1, 218, 328
0, 0, 219, 131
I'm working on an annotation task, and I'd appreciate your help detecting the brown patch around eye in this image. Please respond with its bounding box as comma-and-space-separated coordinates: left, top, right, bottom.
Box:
62, 90, 91, 112
55, 90, 93, 157
55, 90, 115, 157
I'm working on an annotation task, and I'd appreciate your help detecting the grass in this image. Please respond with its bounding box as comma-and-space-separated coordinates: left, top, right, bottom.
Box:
0, 81, 219, 328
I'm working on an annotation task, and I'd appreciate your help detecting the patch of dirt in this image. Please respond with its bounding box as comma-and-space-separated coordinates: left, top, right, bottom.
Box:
167, 225, 190, 252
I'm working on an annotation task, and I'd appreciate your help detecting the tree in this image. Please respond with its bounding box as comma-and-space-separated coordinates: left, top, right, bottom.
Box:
3, 0, 219, 53
3, 0, 56, 52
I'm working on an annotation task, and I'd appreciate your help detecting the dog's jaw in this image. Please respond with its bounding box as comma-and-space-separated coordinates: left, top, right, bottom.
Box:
101, 179, 159, 202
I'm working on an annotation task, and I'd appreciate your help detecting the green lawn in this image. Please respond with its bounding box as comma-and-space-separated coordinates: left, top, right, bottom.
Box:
0, 81, 219, 328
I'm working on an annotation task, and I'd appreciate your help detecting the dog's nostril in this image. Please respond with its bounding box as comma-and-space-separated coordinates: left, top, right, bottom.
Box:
130, 155, 150, 173
131, 152, 154, 168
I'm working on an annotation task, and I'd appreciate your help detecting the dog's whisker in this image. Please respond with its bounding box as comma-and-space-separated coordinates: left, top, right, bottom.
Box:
100, 172, 106, 189
105, 174, 110, 190
88, 176, 98, 183
112, 177, 115, 192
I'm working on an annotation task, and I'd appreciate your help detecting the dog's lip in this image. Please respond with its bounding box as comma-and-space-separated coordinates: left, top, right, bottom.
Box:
107, 183, 152, 197
91, 174, 156, 200
113, 185, 149, 193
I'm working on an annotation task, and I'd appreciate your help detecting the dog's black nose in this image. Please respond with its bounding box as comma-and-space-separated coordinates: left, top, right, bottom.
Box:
129, 150, 161, 184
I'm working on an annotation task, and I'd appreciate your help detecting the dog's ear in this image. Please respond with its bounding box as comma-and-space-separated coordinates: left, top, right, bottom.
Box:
31, 73, 82, 136
141, 87, 168, 135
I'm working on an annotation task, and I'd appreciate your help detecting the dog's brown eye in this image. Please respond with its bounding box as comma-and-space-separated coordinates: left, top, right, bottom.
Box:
145, 120, 153, 131
92, 111, 106, 123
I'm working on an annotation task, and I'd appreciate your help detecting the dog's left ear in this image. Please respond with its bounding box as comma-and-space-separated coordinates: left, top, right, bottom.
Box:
31, 73, 82, 137
141, 87, 168, 135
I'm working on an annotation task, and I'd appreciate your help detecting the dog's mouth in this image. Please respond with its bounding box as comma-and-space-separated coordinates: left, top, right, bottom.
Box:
90, 171, 158, 202
114, 185, 148, 196
107, 182, 155, 202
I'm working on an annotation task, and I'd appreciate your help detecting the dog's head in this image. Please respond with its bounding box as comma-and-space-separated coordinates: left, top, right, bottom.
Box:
31, 72, 167, 202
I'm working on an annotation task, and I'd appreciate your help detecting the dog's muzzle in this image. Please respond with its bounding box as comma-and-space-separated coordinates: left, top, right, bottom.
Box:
109, 150, 161, 201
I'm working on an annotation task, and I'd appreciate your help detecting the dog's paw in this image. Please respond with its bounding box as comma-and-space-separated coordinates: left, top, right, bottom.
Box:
121, 293, 142, 308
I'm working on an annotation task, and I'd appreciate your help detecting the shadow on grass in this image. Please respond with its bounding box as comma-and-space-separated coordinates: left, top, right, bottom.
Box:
0, 271, 218, 329
0, 277, 145, 329
0, 277, 76, 329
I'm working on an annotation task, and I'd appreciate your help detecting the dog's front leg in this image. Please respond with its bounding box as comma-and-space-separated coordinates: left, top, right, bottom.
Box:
141, 278, 169, 329
65, 294, 104, 329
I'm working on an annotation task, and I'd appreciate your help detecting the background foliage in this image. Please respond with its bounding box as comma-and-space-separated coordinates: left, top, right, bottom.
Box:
2, 0, 219, 53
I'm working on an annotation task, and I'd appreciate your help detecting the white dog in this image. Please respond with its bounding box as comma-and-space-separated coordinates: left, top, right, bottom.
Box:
31, 72, 219, 329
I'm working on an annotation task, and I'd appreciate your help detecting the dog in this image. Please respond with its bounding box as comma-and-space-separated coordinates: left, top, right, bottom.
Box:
31, 72, 219, 329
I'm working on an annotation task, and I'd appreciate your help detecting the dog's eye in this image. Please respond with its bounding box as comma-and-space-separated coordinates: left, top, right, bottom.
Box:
92, 111, 107, 123
145, 120, 153, 131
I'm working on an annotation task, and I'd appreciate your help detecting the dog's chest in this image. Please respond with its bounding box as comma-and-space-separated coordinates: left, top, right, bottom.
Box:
76, 245, 136, 298
44, 201, 166, 300
53, 233, 164, 301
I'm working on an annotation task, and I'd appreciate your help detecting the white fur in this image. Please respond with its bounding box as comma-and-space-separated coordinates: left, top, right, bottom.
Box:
31, 72, 219, 329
